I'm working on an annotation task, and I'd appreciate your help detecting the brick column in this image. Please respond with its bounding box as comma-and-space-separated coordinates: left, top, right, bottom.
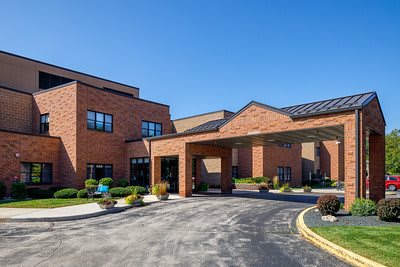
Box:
344, 121, 357, 210
151, 156, 161, 186
359, 125, 367, 199
179, 146, 192, 197
369, 134, 385, 202
195, 157, 203, 189
221, 150, 232, 194
252, 146, 264, 177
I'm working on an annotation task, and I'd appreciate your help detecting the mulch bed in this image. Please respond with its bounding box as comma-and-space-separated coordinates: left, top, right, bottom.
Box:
303, 208, 400, 227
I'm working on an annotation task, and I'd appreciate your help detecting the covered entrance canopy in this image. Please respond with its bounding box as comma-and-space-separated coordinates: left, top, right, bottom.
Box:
148, 92, 386, 210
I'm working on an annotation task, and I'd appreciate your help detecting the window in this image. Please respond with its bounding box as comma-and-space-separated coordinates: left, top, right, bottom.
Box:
86, 164, 113, 180
141, 121, 162, 137
130, 158, 150, 187
20, 163, 52, 184
316, 147, 321, 157
278, 143, 291, 148
39, 71, 73, 89
277, 166, 284, 181
232, 166, 239, 178
87, 111, 113, 132
40, 114, 49, 133
285, 167, 292, 181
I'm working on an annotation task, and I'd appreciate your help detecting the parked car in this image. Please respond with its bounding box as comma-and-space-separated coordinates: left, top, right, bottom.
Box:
366, 175, 400, 191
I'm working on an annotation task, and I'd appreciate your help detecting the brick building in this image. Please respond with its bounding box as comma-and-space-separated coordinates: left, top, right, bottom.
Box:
0, 51, 386, 209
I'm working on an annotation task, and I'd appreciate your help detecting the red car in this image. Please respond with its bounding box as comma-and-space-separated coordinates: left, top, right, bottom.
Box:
366, 175, 400, 191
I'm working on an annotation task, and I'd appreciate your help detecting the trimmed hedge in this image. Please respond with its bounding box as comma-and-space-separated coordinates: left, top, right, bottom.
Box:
77, 189, 88, 198
54, 188, 78, 199
317, 194, 341, 216
109, 187, 131, 197
377, 199, 400, 222
11, 181, 27, 200
350, 198, 376, 216
85, 179, 98, 188
116, 179, 129, 187
27, 188, 53, 199
0, 181, 6, 200
99, 177, 113, 187
232, 177, 270, 184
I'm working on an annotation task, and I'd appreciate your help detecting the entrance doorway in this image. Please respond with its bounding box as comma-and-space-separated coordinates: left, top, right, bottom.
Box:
130, 158, 150, 189
161, 157, 179, 192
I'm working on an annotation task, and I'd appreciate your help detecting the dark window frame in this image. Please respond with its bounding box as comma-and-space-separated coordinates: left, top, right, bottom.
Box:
87, 110, 113, 132
316, 147, 321, 157
40, 113, 49, 133
232, 166, 239, 178
278, 143, 292, 148
277, 166, 284, 181
284, 167, 292, 181
86, 163, 113, 180
38, 71, 74, 90
141, 120, 162, 138
20, 162, 53, 185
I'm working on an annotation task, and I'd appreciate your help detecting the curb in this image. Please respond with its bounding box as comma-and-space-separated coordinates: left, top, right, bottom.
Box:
7, 204, 134, 222
296, 206, 386, 267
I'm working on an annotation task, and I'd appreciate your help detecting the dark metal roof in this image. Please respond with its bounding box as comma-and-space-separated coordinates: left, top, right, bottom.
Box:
184, 118, 227, 133
281, 92, 376, 117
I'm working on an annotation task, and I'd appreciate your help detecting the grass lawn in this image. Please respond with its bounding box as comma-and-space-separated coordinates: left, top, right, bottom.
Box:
0, 198, 96, 208
311, 226, 400, 267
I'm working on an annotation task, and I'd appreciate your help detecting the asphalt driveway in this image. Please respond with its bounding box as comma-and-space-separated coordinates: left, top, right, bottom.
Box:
0, 192, 348, 267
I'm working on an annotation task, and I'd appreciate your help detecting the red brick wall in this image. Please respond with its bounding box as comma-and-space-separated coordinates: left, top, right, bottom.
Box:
0, 87, 33, 133
75, 83, 171, 188
238, 147, 252, 177
320, 140, 344, 181
33, 84, 78, 187
0, 130, 61, 194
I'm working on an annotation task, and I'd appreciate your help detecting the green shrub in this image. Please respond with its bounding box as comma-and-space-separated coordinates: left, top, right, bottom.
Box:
199, 182, 209, 192
116, 179, 129, 187
77, 189, 88, 198
54, 188, 78, 198
126, 186, 147, 195
377, 199, 400, 222
273, 176, 280, 189
0, 181, 6, 199
48, 187, 67, 194
109, 187, 131, 197
27, 188, 53, 199
317, 194, 341, 216
11, 181, 26, 200
331, 181, 337, 187
232, 177, 269, 184
99, 177, 113, 187
350, 198, 376, 216
279, 183, 292, 192
85, 179, 98, 188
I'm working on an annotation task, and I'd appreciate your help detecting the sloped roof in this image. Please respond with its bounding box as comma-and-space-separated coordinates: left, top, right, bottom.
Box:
184, 118, 227, 133
281, 92, 376, 117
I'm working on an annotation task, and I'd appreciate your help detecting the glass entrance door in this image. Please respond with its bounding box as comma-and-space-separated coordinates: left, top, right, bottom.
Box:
130, 158, 150, 188
161, 157, 179, 192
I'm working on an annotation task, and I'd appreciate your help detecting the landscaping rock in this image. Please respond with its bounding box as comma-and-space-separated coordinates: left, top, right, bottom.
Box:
321, 215, 338, 222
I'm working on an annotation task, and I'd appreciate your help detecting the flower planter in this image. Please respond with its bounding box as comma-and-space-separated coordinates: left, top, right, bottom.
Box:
98, 202, 116, 209
259, 189, 269, 193
131, 200, 143, 207
303, 188, 312, 193
281, 188, 292, 193
157, 193, 170, 201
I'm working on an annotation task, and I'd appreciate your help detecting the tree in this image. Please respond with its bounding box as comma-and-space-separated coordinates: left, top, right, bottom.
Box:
386, 129, 400, 174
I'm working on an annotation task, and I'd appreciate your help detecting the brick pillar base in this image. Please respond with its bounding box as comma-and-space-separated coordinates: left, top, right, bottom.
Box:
179, 147, 192, 197
369, 134, 385, 202
221, 153, 232, 194
151, 156, 161, 186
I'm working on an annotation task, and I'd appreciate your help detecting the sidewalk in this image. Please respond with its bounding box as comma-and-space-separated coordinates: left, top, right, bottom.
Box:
0, 194, 182, 222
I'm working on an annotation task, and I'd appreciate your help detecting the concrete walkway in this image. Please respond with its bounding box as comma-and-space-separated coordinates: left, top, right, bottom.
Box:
0, 194, 182, 221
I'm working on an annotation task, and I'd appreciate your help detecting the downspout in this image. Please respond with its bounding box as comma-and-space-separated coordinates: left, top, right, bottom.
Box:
355, 109, 360, 199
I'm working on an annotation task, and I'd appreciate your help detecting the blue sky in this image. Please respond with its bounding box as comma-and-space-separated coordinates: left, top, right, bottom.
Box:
1, 1, 399, 131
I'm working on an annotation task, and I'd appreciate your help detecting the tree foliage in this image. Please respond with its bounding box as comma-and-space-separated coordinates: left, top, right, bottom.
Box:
386, 129, 400, 174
